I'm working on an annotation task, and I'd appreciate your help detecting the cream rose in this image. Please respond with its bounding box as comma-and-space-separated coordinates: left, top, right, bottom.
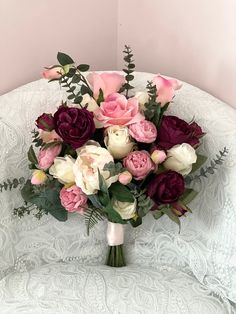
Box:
49, 155, 75, 184
163, 143, 197, 175
104, 125, 135, 159
134, 91, 149, 111
73, 144, 118, 195
113, 199, 137, 220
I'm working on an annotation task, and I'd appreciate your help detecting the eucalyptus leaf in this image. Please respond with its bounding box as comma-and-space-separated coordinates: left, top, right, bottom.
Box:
57, 52, 74, 66
77, 64, 90, 72
191, 154, 208, 173
180, 188, 198, 205
27, 145, 38, 165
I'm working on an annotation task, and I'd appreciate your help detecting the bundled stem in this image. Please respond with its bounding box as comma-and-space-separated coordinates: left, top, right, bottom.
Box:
106, 245, 126, 267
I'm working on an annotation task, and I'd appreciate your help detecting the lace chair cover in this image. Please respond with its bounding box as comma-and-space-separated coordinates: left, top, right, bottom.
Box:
0, 73, 235, 313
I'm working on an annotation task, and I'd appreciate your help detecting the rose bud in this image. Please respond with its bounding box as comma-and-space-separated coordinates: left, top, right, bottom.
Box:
42, 66, 64, 80
36, 113, 55, 131
118, 171, 132, 185
163, 143, 197, 176
104, 126, 134, 159
151, 150, 167, 164
172, 202, 188, 217
38, 145, 62, 170
31, 170, 47, 185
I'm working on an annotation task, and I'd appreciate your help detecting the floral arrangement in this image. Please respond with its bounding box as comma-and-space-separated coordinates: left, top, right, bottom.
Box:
1, 46, 228, 267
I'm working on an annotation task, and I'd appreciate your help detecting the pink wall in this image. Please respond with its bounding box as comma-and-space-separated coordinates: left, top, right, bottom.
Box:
0, 0, 117, 95
117, 0, 236, 108
1, 0, 236, 108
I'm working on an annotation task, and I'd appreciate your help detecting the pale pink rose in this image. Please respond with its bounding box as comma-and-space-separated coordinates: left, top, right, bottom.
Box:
31, 170, 47, 185
38, 145, 62, 170
123, 151, 155, 180
87, 72, 125, 99
118, 171, 132, 185
60, 185, 87, 214
151, 149, 167, 164
94, 93, 145, 127
42, 67, 64, 80
153, 74, 182, 106
129, 120, 157, 143
39, 130, 62, 143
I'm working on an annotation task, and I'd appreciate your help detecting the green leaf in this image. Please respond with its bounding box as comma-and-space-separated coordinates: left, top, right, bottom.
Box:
126, 74, 134, 81
80, 85, 91, 95
105, 203, 125, 224
152, 210, 163, 220
109, 182, 134, 203
27, 145, 38, 164
74, 96, 83, 104
97, 88, 104, 104
161, 206, 181, 228
84, 206, 105, 235
71, 74, 81, 84
87, 194, 103, 209
103, 161, 123, 177
57, 52, 74, 66
98, 169, 108, 194
191, 154, 208, 173
77, 64, 90, 72
68, 94, 75, 99
128, 63, 135, 69
180, 188, 198, 205
129, 216, 142, 227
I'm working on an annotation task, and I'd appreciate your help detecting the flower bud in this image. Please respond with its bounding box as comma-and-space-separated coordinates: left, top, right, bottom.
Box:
118, 171, 132, 185
31, 170, 47, 185
151, 150, 167, 164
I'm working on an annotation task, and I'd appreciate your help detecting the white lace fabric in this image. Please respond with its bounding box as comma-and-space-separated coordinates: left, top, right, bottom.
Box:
0, 73, 236, 313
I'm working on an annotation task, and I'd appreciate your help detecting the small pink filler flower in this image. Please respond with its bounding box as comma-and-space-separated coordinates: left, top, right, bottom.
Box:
123, 151, 155, 180
129, 120, 157, 143
60, 185, 87, 214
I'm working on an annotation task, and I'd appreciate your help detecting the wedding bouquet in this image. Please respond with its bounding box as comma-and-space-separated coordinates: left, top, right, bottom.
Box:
1, 46, 228, 267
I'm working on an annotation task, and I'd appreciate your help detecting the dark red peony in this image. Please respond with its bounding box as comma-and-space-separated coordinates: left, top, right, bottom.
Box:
36, 113, 55, 131
156, 115, 203, 150
53, 106, 95, 149
147, 170, 185, 206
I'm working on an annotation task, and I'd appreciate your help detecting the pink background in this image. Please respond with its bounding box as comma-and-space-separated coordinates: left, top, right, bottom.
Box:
1, 0, 236, 108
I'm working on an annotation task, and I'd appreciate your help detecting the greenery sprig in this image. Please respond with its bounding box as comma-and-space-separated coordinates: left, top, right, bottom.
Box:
185, 147, 229, 184
0, 177, 25, 192
119, 45, 135, 98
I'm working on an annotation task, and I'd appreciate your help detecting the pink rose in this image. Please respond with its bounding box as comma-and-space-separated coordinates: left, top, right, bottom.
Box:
38, 145, 62, 170
60, 185, 87, 213
39, 130, 62, 143
123, 151, 155, 180
42, 67, 64, 80
129, 120, 157, 143
153, 74, 182, 106
94, 93, 145, 127
87, 72, 125, 99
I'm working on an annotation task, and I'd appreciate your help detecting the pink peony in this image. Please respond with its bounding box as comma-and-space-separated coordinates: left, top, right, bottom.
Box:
153, 74, 182, 106
42, 67, 64, 80
87, 72, 125, 99
94, 93, 145, 127
123, 151, 155, 180
129, 120, 157, 143
38, 145, 62, 170
60, 185, 87, 213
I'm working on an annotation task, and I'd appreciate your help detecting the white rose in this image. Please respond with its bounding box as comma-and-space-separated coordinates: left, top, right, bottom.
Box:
73, 144, 118, 195
163, 143, 197, 175
134, 91, 149, 111
49, 155, 75, 184
113, 199, 137, 220
104, 125, 134, 159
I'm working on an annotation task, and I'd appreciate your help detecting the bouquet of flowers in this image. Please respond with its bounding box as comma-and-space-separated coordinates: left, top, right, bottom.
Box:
2, 46, 228, 267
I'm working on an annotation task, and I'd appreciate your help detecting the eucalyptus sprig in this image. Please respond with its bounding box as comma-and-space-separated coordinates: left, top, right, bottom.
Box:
0, 177, 25, 193
119, 45, 135, 98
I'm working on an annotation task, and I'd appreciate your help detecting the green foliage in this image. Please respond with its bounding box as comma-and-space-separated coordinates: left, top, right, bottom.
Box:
77, 64, 90, 72
185, 147, 229, 184
84, 205, 106, 235
109, 182, 134, 203
180, 188, 198, 205
31, 130, 43, 147
13, 203, 46, 220
0, 177, 25, 193
21, 179, 68, 221
129, 216, 142, 228
152, 210, 163, 220
103, 162, 123, 177
27, 145, 38, 164
105, 202, 125, 224
190, 154, 208, 174
119, 45, 135, 97
161, 206, 181, 229
128, 185, 154, 218
57, 52, 74, 66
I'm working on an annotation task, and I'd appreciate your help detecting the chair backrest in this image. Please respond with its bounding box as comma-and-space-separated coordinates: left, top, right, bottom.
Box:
0, 73, 236, 303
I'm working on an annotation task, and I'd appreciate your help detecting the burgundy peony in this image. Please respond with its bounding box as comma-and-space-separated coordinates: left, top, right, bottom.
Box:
157, 115, 203, 150
54, 106, 95, 149
36, 113, 55, 131
147, 170, 185, 206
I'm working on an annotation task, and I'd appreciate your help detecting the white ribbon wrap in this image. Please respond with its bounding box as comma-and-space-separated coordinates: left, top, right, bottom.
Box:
106, 222, 124, 246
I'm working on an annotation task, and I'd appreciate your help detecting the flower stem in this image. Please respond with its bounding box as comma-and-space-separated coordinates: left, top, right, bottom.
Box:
106, 245, 126, 267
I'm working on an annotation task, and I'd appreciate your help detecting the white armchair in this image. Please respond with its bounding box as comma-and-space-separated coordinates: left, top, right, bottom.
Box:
0, 73, 235, 314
